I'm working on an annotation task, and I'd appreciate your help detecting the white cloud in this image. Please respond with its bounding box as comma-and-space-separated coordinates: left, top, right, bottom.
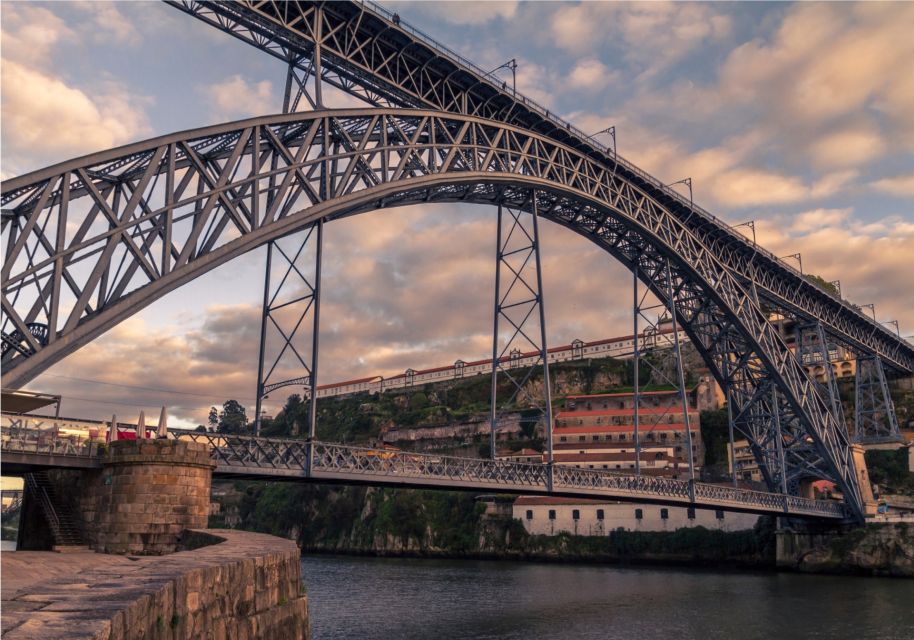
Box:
551, 2, 731, 74
1, 60, 151, 171
0, 3, 74, 65
870, 173, 914, 197
787, 208, 853, 234
809, 124, 886, 169
71, 1, 141, 45
200, 75, 275, 121
566, 59, 619, 91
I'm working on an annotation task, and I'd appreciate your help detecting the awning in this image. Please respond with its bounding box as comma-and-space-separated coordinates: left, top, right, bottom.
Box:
1, 390, 61, 415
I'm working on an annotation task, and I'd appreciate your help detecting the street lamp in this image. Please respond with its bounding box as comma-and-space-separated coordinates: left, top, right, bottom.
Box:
882, 320, 900, 336
780, 253, 803, 274
488, 58, 517, 95
733, 220, 756, 244
589, 126, 616, 156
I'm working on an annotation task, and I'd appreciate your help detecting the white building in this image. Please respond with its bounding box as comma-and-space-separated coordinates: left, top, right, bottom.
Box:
513, 496, 759, 535
312, 326, 690, 400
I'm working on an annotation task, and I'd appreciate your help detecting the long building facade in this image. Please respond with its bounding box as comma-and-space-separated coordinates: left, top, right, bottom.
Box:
552, 390, 704, 478
311, 325, 688, 399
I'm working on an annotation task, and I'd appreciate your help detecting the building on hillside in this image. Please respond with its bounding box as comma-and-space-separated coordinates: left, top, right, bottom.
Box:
768, 314, 857, 382
513, 496, 759, 535
309, 325, 691, 400
495, 448, 543, 463
553, 390, 703, 478
728, 439, 763, 483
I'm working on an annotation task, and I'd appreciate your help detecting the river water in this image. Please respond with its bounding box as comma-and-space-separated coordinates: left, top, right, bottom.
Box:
302, 555, 914, 640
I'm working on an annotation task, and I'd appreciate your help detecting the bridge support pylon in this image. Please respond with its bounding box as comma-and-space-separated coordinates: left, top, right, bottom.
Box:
489, 193, 554, 465
854, 355, 902, 444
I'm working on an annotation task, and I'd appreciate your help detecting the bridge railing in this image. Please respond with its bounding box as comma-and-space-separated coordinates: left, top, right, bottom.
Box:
310, 441, 550, 487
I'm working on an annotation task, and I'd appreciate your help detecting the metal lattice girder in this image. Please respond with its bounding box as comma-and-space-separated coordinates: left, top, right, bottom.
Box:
0, 109, 867, 520
166, 0, 914, 376
631, 261, 696, 482
797, 321, 844, 427
253, 222, 322, 435
489, 200, 553, 464
854, 356, 902, 444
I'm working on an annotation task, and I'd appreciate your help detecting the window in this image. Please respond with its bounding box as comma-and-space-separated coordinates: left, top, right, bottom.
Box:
548, 509, 556, 520
660, 508, 669, 520
526, 510, 533, 520
560, 436, 567, 442
579, 436, 586, 442
687, 507, 696, 520
572, 509, 580, 520
635, 508, 643, 520
596, 509, 605, 521
715, 510, 725, 520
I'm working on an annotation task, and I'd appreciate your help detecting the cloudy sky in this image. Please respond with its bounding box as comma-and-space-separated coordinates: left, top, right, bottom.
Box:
2, 1, 912, 427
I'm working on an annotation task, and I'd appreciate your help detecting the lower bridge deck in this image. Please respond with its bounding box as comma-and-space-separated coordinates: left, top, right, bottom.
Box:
0, 425, 847, 520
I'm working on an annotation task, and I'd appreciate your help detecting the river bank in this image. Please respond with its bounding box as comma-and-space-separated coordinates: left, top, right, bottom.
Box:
214, 482, 914, 577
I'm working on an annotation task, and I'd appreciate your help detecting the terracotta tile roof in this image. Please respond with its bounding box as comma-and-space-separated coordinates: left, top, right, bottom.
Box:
514, 496, 609, 506
556, 408, 694, 418
553, 423, 695, 434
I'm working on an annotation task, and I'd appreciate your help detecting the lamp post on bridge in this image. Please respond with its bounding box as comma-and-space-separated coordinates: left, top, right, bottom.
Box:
487, 58, 517, 96
780, 253, 803, 274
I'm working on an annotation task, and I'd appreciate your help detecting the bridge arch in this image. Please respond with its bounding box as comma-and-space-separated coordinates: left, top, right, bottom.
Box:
1, 108, 863, 518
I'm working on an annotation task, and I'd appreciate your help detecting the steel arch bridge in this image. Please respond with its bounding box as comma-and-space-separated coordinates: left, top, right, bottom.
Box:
2, 1, 912, 523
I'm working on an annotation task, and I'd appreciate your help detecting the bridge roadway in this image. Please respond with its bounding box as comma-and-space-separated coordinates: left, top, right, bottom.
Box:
1, 427, 846, 520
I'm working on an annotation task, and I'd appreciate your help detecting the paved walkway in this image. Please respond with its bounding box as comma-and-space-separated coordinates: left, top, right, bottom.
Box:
1, 550, 150, 638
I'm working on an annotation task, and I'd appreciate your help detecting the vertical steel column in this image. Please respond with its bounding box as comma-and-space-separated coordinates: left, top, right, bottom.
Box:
489, 205, 504, 460
531, 194, 554, 489
726, 385, 738, 487
632, 253, 641, 476
254, 243, 273, 436
772, 386, 789, 498
665, 259, 696, 497
308, 218, 324, 441
313, 6, 324, 108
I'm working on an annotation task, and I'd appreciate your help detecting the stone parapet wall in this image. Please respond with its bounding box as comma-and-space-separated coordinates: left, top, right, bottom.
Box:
52, 439, 216, 554
98, 440, 215, 554
2, 529, 310, 640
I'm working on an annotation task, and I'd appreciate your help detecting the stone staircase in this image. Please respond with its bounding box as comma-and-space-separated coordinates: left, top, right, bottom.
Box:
24, 471, 86, 549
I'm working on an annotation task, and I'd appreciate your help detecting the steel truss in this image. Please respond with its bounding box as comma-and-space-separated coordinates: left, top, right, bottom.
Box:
797, 321, 844, 426
631, 260, 696, 484
0, 109, 871, 520
854, 356, 902, 444
253, 60, 326, 436
253, 222, 322, 435
489, 200, 553, 474
166, 0, 913, 377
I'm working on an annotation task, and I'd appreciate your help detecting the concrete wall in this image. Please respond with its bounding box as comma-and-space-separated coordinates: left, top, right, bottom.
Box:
2, 529, 309, 640
515, 502, 759, 536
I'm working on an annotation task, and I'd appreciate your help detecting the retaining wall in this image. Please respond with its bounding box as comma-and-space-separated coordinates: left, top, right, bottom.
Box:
1, 529, 310, 640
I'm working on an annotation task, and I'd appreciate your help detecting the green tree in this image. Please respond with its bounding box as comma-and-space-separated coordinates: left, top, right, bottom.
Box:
805, 273, 839, 297
219, 400, 248, 433
208, 406, 219, 430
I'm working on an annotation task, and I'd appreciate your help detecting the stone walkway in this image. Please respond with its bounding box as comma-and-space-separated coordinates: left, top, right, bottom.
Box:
0, 530, 308, 639
1, 550, 152, 638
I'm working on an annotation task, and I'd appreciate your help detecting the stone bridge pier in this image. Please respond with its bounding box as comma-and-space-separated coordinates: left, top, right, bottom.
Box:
20, 439, 215, 554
